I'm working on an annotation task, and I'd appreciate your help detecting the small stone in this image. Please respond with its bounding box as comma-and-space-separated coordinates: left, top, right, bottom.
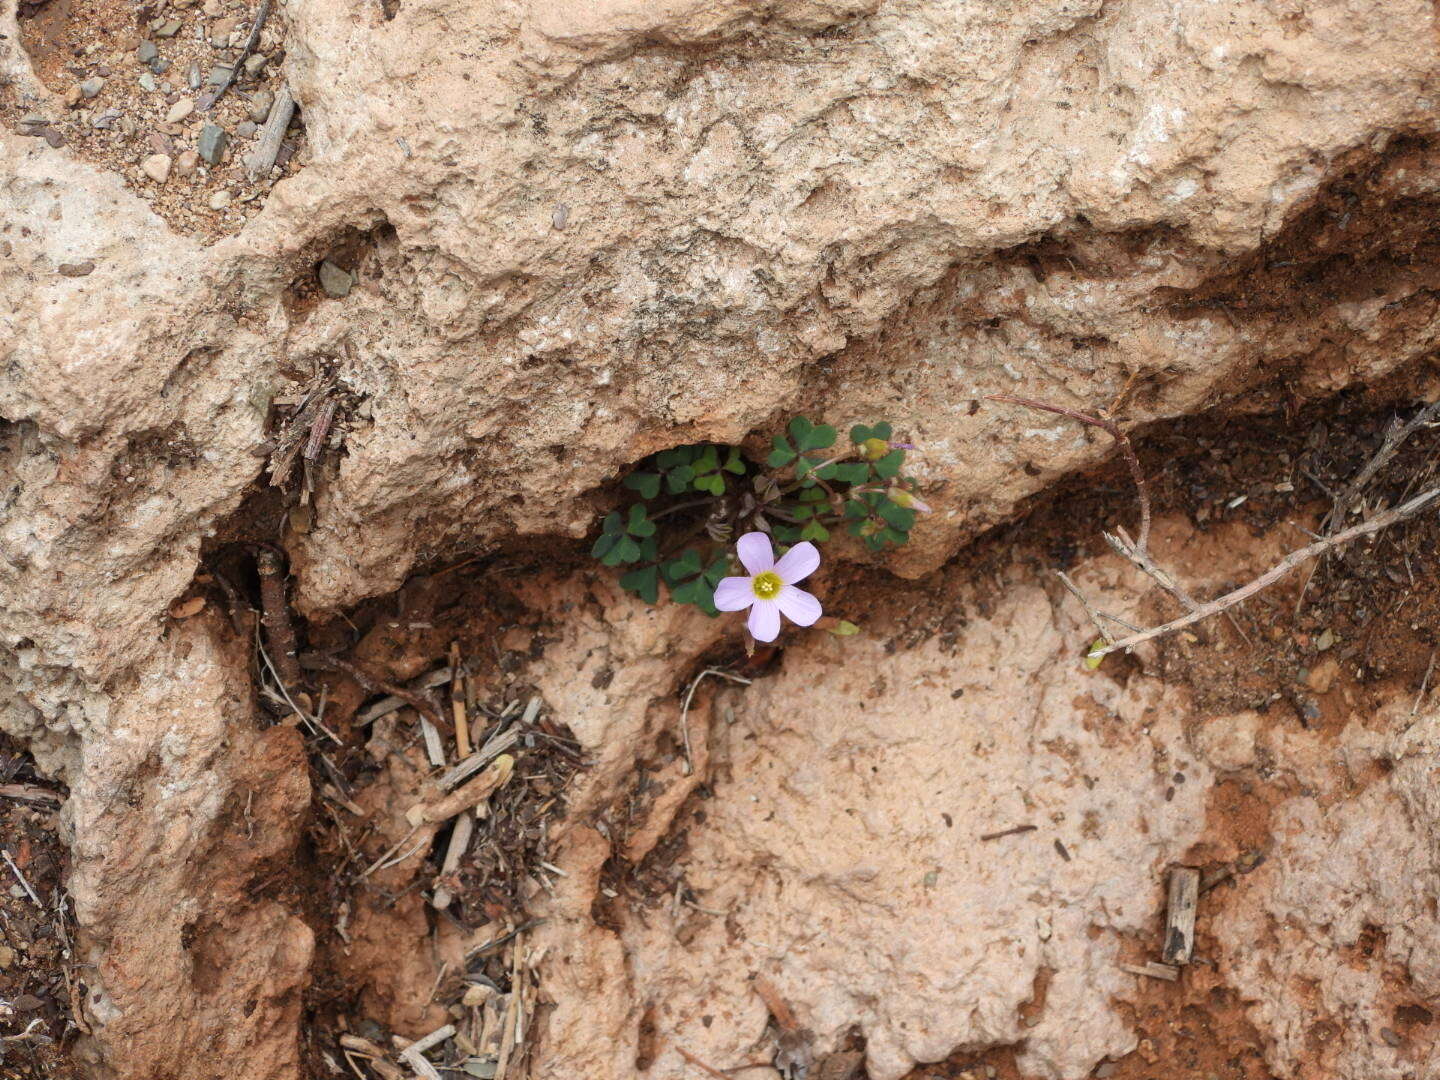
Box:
243, 53, 268, 78
196, 123, 228, 164
1380, 1027, 1404, 1048
154, 18, 184, 37
137, 40, 158, 64
209, 17, 238, 46
147, 132, 175, 155
91, 109, 120, 130
248, 90, 273, 122
318, 260, 353, 298
44, 127, 66, 148
208, 189, 233, 210
235, 120, 257, 138
207, 64, 232, 86
142, 154, 172, 183
166, 98, 194, 123
173, 150, 201, 176
0, 945, 14, 969
154, 58, 172, 75
202, 0, 222, 14
19, 111, 48, 127
80, 76, 106, 98
58, 261, 96, 277
187, 61, 203, 89
138, 71, 158, 92
64, 84, 84, 107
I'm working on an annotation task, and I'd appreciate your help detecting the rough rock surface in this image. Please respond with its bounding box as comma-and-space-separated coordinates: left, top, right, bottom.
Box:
3, 0, 1440, 1078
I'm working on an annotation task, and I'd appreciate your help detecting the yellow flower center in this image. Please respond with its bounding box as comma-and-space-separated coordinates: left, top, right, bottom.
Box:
751, 571, 783, 600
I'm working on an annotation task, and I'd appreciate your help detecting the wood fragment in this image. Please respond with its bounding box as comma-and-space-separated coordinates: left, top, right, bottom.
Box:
356, 665, 462, 725
493, 947, 522, 1080
419, 715, 447, 768
430, 811, 474, 910
0, 784, 61, 806
247, 83, 295, 180
1120, 961, 1179, 982
451, 642, 472, 758
420, 755, 514, 824
256, 548, 302, 687
303, 653, 447, 732
1162, 866, 1200, 965
2, 848, 42, 907
979, 824, 1036, 842
1053, 838, 1071, 862
198, 0, 270, 110
439, 728, 520, 790
397, 1023, 453, 1080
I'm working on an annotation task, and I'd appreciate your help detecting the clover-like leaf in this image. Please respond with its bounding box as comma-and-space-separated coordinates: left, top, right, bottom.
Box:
832, 462, 870, 485
723, 447, 746, 474
800, 520, 830, 542
620, 565, 660, 604
877, 500, 916, 531
616, 535, 642, 563
873, 449, 905, 479
627, 504, 656, 537
591, 532, 618, 560
790, 416, 836, 452
624, 472, 661, 499
767, 435, 797, 467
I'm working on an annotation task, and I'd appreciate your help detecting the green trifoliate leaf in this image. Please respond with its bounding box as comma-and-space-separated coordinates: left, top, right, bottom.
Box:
620, 565, 660, 604
624, 472, 661, 499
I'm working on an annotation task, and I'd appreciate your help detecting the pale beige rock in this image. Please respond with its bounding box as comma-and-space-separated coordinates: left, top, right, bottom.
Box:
0, 0, 1439, 1078
1192, 710, 1261, 772
140, 153, 171, 183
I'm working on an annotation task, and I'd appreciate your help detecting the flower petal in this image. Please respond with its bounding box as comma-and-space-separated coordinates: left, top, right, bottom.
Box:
773, 541, 820, 584
747, 599, 781, 642
713, 577, 756, 611
736, 532, 775, 575
775, 585, 822, 627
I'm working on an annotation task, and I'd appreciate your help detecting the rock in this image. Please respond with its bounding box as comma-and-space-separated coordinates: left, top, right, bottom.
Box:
187, 61, 203, 89
172, 149, 200, 176
55, 261, 95, 277
137, 40, 159, 65
138, 72, 158, 92
79, 76, 106, 99
209, 17, 238, 46
196, 123, 228, 164
153, 18, 183, 38
0, 944, 13, 968
208, 189, 233, 210
165, 98, 195, 124
207, 64, 233, 86
42, 128, 65, 149
318, 260, 353, 298
235, 120, 257, 138
248, 90, 273, 122
1306, 657, 1341, 694
243, 53, 268, 78
147, 133, 175, 155
141, 154, 172, 183
63, 84, 83, 107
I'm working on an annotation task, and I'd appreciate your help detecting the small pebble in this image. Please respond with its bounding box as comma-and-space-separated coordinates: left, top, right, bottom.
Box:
147, 132, 175, 155
187, 61, 203, 89
243, 53, 268, 78
137, 40, 158, 65
141, 154, 172, 183
210, 17, 238, 46
208, 189, 233, 210
154, 18, 184, 38
173, 149, 201, 176
1380, 1027, 1403, 1048
58, 261, 95, 277
235, 120, 257, 138
44, 128, 66, 148
318, 260, 353, 298
64, 84, 83, 107
197, 124, 229, 164
248, 90, 273, 122
138, 71, 158, 92
166, 98, 195, 123
203, 0, 222, 14
0, 944, 14, 969
80, 76, 106, 99
552, 202, 569, 230
207, 64, 232, 86
91, 109, 120, 130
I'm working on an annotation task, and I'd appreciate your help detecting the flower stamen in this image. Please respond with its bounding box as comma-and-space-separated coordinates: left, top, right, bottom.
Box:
751, 570, 783, 599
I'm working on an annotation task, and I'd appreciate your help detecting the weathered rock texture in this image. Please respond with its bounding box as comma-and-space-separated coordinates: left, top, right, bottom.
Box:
3, 0, 1440, 1077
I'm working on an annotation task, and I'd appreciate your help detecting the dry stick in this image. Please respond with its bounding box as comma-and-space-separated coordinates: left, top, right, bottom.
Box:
256, 548, 302, 687
1093, 485, 1440, 657
1055, 569, 1141, 645
247, 83, 296, 180
450, 642, 471, 758
198, 0, 271, 110
674, 1046, 733, 1080
0, 784, 61, 806
1297, 398, 1440, 611
989, 394, 1150, 548
1414, 649, 1437, 717
3, 848, 42, 907
302, 653, 447, 732
677, 669, 752, 776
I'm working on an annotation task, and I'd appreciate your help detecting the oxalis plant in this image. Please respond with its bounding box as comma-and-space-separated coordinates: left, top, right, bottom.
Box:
590, 418, 928, 642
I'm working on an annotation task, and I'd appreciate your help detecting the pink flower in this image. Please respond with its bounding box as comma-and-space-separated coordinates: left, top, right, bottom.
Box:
713, 532, 823, 642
